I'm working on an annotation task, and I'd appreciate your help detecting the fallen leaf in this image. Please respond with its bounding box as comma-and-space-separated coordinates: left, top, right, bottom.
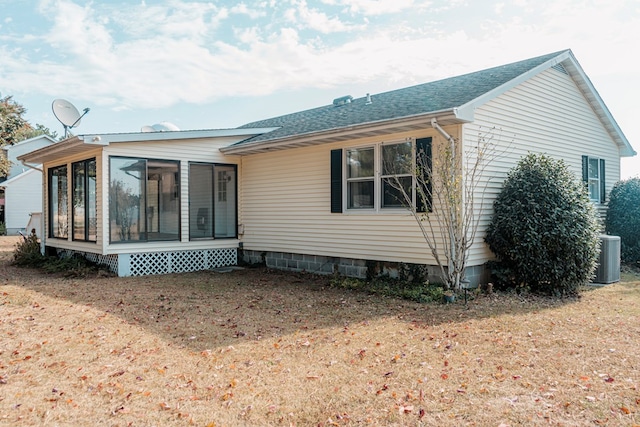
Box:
159, 402, 170, 410
398, 405, 413, 414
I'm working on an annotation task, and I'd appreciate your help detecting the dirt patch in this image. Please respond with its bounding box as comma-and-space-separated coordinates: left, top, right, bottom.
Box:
1, 236, 639, 426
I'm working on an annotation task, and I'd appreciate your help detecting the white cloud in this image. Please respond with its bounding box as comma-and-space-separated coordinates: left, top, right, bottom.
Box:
285, 0, 355, 33
230, 3, 266, 19
42, 1, 114, 59
2, 0, 639, 126
112, 1, 222, 41
326, 0, 419, 15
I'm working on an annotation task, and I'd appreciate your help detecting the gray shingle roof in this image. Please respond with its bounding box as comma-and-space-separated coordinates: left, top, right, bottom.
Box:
234, 50, 568, 146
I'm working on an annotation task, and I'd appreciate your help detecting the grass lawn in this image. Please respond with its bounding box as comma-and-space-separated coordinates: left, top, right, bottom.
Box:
1, 235, 639, 426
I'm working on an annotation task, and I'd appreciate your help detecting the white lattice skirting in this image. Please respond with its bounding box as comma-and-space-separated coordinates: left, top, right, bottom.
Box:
57, 248, 237, 277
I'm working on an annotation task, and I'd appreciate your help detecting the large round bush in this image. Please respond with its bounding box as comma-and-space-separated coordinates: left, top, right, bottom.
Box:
605, 177, 640, 265
485, 153, 601, 295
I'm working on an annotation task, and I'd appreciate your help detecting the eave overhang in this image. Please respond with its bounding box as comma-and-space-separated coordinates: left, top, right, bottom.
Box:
17, 127, 279, 165
221, 109, 471, 155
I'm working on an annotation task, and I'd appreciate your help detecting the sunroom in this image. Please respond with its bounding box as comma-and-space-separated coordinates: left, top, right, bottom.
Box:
18, 127, 275, 276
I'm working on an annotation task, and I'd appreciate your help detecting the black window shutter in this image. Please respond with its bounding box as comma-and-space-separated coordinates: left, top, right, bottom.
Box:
416, 137, 432, 213
599, 159, 606, 203
330, 149, 343, 213
581, 155, 589, 184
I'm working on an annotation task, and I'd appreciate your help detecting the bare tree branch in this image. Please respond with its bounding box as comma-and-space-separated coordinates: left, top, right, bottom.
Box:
384, 126, 513, 289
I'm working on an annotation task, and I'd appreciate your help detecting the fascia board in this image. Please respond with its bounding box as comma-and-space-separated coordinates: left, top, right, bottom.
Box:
221, 110, 463, 155
79, 127, 280, 145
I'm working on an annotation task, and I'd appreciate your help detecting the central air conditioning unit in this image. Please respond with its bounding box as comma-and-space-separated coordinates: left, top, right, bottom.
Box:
593, 235, 621, 284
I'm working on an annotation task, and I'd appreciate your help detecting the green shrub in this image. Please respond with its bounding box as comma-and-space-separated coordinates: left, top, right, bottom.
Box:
605, 178, 640, 265
13, 235, 113, 277
40, 253, 111, 278
12, 233, 46, 267
485, 153, 601, 296
330, 274, 445, 303
0, 222, 6, 236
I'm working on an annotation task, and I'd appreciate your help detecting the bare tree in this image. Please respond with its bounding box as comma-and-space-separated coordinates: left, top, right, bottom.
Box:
385, 124, 513, 290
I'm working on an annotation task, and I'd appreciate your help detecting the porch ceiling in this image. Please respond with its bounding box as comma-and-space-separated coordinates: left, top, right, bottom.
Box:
17, 137, 87, 166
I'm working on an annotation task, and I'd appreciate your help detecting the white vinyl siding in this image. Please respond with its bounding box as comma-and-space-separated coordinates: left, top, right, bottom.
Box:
463, 66, 621, 266
240, 130, 454, 266
2, 170, 44, 234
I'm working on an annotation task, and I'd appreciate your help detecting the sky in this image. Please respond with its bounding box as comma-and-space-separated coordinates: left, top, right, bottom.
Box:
1, 0, 639, 178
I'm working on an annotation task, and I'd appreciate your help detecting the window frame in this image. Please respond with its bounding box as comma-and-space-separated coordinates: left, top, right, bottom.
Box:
343, 139, 419, 212
380, 140, 415, 209
72, 158, 97, 242
188, 162, 238, 240
346, 146, 376, 209
48, 164, 68, 239
582, 155, 606, 204
108, 156, 181, 243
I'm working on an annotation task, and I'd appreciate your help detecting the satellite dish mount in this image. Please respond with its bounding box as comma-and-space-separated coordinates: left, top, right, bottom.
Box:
52, 99, 90, 138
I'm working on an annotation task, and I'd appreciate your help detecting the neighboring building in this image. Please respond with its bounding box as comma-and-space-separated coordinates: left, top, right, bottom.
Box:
0, 135, 55, 234
18, 50, 636, 284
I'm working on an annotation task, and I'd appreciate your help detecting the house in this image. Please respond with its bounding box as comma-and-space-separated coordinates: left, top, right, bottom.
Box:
1, 135, 55, 234
18, 50, 636, 284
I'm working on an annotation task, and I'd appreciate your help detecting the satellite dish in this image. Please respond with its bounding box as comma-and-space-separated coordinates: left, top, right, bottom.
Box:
52, 99, 90, 138
141, 125, 155, 132
152, 122, 180, 132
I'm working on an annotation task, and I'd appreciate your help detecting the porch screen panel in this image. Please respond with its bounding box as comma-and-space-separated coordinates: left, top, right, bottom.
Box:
49, 165, 68, 238
214, 165, 237, 238
109, 158, 146, 242
188, 164, 237, 239
88, 160, 97, 240
72, 159, 97, 241
72, 162, 86, 240
189, 164, 214, 239
146, 160, 179, 241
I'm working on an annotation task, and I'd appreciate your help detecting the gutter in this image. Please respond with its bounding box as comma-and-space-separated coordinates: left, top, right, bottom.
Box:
222, 109, 466, 155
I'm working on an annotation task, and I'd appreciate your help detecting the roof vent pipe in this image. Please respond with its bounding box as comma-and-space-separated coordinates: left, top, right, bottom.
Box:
365, 93, 372, 105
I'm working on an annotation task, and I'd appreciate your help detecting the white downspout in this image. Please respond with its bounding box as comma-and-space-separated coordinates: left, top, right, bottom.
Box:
431, 118, 455, 150
431, 118, 458, 288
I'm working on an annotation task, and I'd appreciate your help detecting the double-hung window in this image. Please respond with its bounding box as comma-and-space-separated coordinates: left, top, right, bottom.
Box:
381, 141, 413, 208
332, 137, 431, 213
346, 147, 375, 209
582, 155, 605, 203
